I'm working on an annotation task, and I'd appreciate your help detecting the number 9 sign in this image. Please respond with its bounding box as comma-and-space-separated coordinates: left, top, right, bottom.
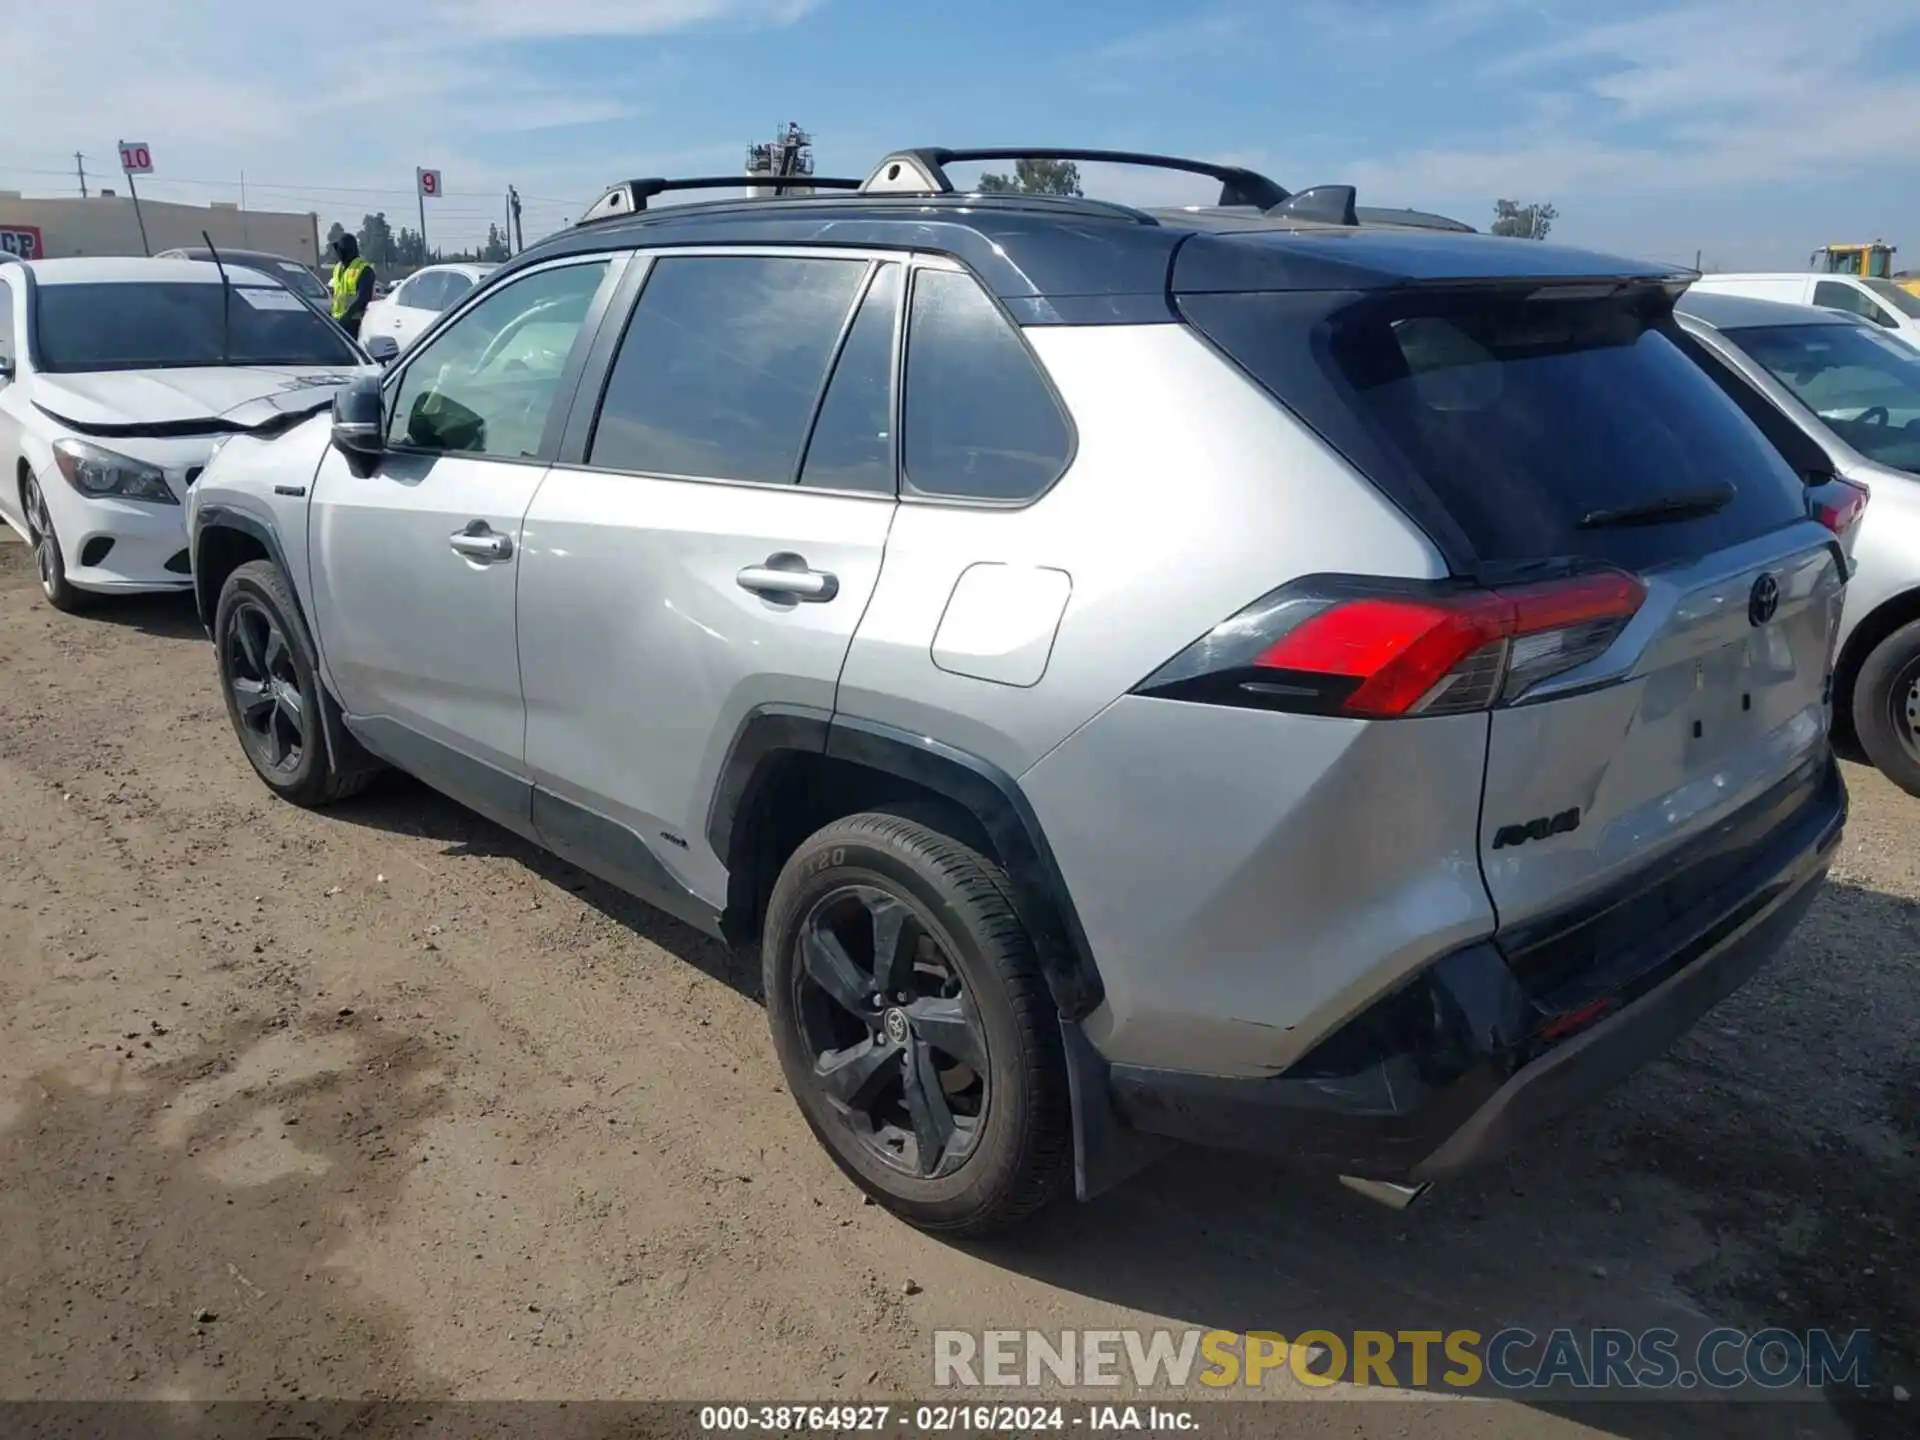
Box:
118, 141, 154, 175
416, 168, 443, 199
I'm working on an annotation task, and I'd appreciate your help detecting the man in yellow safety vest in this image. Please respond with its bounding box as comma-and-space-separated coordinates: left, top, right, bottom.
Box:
327, 234, 375, 338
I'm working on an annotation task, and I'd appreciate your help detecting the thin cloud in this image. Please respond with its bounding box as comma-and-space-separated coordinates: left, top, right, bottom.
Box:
436, 0, 821, 40
0, 0, 817, 248
1348, 1, 1920, 200
1091, 13, 1255, 68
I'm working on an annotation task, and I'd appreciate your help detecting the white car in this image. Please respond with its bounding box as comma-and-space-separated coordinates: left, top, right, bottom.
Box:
1687, 271, 1920, 346
0, 256, 372, 611
356, 262, 496, 356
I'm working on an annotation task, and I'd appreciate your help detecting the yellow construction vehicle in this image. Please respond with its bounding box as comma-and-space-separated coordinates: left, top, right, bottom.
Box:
1811, 241, 1896, 277
1810, 242, 1920, 298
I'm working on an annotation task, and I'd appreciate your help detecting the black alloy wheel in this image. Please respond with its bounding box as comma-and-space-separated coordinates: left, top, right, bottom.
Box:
763, 812, 1072, 1236
212, 560, 380, 807
224, 597, 308, 775
792, 883, 991, 1180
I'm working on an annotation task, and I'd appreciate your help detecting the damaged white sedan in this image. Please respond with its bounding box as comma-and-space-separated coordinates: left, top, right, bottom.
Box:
0, 255, 371, 611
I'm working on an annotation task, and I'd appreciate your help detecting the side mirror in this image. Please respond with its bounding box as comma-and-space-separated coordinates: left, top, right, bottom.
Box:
365, 334, 400, 364
331, 376, 385, 463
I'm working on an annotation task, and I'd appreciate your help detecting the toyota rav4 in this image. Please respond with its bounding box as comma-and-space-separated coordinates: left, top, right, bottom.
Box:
186, 148, 1851, 1235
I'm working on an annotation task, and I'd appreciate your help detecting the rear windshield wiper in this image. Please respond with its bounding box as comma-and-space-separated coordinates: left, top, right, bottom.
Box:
1578, 484, 1735, 530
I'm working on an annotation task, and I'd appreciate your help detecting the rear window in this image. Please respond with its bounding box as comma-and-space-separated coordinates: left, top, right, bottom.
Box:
35, 281, 360, 372
1181, 288, 1809, 572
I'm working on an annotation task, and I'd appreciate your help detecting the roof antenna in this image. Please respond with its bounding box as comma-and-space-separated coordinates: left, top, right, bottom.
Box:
201, 229, 232, 365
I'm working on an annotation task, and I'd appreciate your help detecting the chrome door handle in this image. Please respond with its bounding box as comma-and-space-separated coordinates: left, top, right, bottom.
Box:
449, 524, 513, 562
737, 553, 838, 603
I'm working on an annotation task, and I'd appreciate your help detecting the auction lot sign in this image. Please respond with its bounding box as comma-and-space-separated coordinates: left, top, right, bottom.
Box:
1, 225, 44, 260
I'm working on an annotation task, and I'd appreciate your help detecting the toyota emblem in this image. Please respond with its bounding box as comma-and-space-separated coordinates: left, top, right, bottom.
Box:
1748, 573, 1780, 627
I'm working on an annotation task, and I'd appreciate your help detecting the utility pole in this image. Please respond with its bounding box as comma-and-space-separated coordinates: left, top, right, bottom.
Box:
125, 172, 151, 256
508, 185, 523, 254
74, 152, 88, 198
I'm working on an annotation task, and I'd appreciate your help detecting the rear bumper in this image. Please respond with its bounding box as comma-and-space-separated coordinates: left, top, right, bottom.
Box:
1102, 755, 1846, 1183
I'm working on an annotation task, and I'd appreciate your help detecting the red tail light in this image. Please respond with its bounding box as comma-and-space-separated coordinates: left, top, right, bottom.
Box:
1813, 478, 1868, 536
1137, 571, 1646, 718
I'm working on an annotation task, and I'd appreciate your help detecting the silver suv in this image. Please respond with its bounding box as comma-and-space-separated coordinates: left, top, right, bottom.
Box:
187, 148, 1850, 1235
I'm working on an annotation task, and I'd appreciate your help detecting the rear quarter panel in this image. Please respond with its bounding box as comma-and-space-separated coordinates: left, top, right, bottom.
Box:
837, 322, 1480, 1079
835, 322, 1444, 778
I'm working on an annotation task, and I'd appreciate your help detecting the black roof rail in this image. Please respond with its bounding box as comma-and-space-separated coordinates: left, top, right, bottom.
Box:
579, 174, 863, 224
860, 148, 1291, 210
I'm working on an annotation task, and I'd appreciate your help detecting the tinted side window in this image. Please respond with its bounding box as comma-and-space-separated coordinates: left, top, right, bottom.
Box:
438, 273, 476, 310
0, 280, 13, 366
1813, 281, 1888, 325
387, 260, 609, 459
590, 255, 866, 485
902, 269, 1072, 502
798, 263, 900, 493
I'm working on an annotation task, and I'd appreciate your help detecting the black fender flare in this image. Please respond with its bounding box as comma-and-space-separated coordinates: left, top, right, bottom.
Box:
706, 708, 1106, 1022
190, 503, 301, 629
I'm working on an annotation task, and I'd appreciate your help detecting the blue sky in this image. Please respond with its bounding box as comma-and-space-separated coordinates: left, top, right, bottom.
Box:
5, 0, 1920, 268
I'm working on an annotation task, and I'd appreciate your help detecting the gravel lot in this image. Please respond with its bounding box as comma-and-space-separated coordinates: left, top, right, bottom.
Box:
0, 533, 1912, 1439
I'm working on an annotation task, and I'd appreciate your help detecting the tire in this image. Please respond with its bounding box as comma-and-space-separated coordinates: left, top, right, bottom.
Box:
21, 470, 88, 614
1852, 617, 1920, 798
763, 812, 1072, 1237
213, 560, 379, 807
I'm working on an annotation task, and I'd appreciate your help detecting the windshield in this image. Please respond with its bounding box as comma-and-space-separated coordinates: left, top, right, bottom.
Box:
1863, 278, 1920, 319
1728, 321, 1920, 474
34, 282, 361, 372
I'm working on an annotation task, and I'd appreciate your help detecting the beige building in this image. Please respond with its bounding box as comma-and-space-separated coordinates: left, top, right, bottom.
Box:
0, 192, 321, 267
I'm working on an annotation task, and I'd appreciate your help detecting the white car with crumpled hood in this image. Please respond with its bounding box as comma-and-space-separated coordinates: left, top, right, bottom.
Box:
0, 256, 372, 611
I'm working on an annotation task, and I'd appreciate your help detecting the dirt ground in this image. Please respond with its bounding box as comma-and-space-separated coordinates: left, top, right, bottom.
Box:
0, 532, 1912, 1440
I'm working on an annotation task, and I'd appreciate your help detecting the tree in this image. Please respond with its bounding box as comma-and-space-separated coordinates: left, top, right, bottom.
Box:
356, 212, 396, 266
978, 158, 1083, 197
481, 223, 510, 263
1492, 198, 1558, 241
391, 226, 432, 268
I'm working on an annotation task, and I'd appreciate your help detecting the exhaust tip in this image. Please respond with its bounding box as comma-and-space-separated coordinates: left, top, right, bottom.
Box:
1339, 1175, 1432, 1210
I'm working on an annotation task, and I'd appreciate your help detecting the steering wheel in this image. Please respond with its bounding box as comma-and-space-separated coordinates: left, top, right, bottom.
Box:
1860, 405, 1890, 426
